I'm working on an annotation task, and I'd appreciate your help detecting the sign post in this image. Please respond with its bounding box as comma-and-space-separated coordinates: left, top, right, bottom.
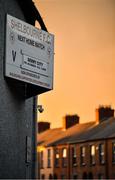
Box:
5, 14, 54, 91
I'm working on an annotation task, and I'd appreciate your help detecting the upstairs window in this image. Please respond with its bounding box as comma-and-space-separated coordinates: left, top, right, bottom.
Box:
71, 146, 77, 166
62, 148, 67, 167
80, 146, 86, 165
112, 142, 115, 164
47, 149, 51, 168
54, 149, 60, 167
90, 145, 96, 165
99, 143, 105, 164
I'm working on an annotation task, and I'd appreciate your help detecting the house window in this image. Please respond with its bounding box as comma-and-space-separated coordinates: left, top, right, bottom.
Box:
54, 149, 60, 167
80, 146, 86, 165
73, 174, 78, 179
40, 151, 44, 168
62, 148, 67, 167
99, 143, 105, 164
112, 142, 115, 163
88, 172, 93, 179
49, 174, 53, 179
98, 173, 104, 179
90, 145, 96, 165
71, 146, 77, 166
82, 172, 87, 179
41, 174, 45, 179
61, 174, 66, 179
54, 173, 58, 179
47, 149, 51, 168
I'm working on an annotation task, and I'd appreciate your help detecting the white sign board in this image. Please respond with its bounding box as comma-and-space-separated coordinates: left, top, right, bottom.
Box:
5, 14, 54, 89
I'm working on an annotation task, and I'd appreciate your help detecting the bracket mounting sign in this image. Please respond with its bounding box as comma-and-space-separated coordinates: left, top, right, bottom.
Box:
5, 14, 54, 90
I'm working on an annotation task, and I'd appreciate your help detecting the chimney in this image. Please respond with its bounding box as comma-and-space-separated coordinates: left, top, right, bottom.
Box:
96, 105, 114, 124
63, 114, 80, 130
38, 122, 50, 133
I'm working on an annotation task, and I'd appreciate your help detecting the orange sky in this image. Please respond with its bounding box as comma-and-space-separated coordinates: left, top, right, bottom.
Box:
34, 0, 115, 128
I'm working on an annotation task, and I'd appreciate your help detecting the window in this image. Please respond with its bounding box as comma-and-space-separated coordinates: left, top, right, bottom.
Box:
82, 172, 87, 179
98, 173, 104, 179
47, 149, 51, 168
88, 172, 93, 179
54, 149, 60, 167
112, 142, 115, 163
54, 174, 58, 179
99, 143, 105, 164
62, 148, 67, 167
61, 174, 66, 179
41, 174, 45, 179
71, 146, 77, 166
49, 174, 53, 179
80, 146, 86, 165
90, 145, 96, 165
73, 174, 78, 179
40, 151, 44, 168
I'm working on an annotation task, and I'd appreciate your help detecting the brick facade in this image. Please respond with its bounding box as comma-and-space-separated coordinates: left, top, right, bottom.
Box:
38, 108, 115, 179
49, 139, 115, 179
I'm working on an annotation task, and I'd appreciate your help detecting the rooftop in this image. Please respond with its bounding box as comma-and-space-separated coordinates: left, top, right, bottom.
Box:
38, 117, 115, 147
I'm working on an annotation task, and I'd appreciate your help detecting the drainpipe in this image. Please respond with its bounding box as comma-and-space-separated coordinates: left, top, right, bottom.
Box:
68, 143, 71, 179
105, 139, 109, 179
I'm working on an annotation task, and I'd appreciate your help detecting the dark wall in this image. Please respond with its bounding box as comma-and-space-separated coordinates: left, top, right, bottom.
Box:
0, 0, 37, 178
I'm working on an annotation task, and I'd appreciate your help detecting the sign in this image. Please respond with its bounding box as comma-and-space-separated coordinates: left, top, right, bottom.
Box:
26, 136, 31, 163
5, 14, 54, 90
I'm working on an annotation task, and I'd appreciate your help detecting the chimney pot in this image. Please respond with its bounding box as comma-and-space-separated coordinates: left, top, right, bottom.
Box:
96, 105, 114, 124
38, 122, 50, 133
63, 114, 79, 130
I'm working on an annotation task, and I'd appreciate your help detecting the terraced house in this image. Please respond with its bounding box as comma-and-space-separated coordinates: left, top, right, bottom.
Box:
37, 106, 115, 179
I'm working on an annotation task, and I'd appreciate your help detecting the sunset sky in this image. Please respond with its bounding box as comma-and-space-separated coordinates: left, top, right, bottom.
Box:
34, 0, 115, 128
